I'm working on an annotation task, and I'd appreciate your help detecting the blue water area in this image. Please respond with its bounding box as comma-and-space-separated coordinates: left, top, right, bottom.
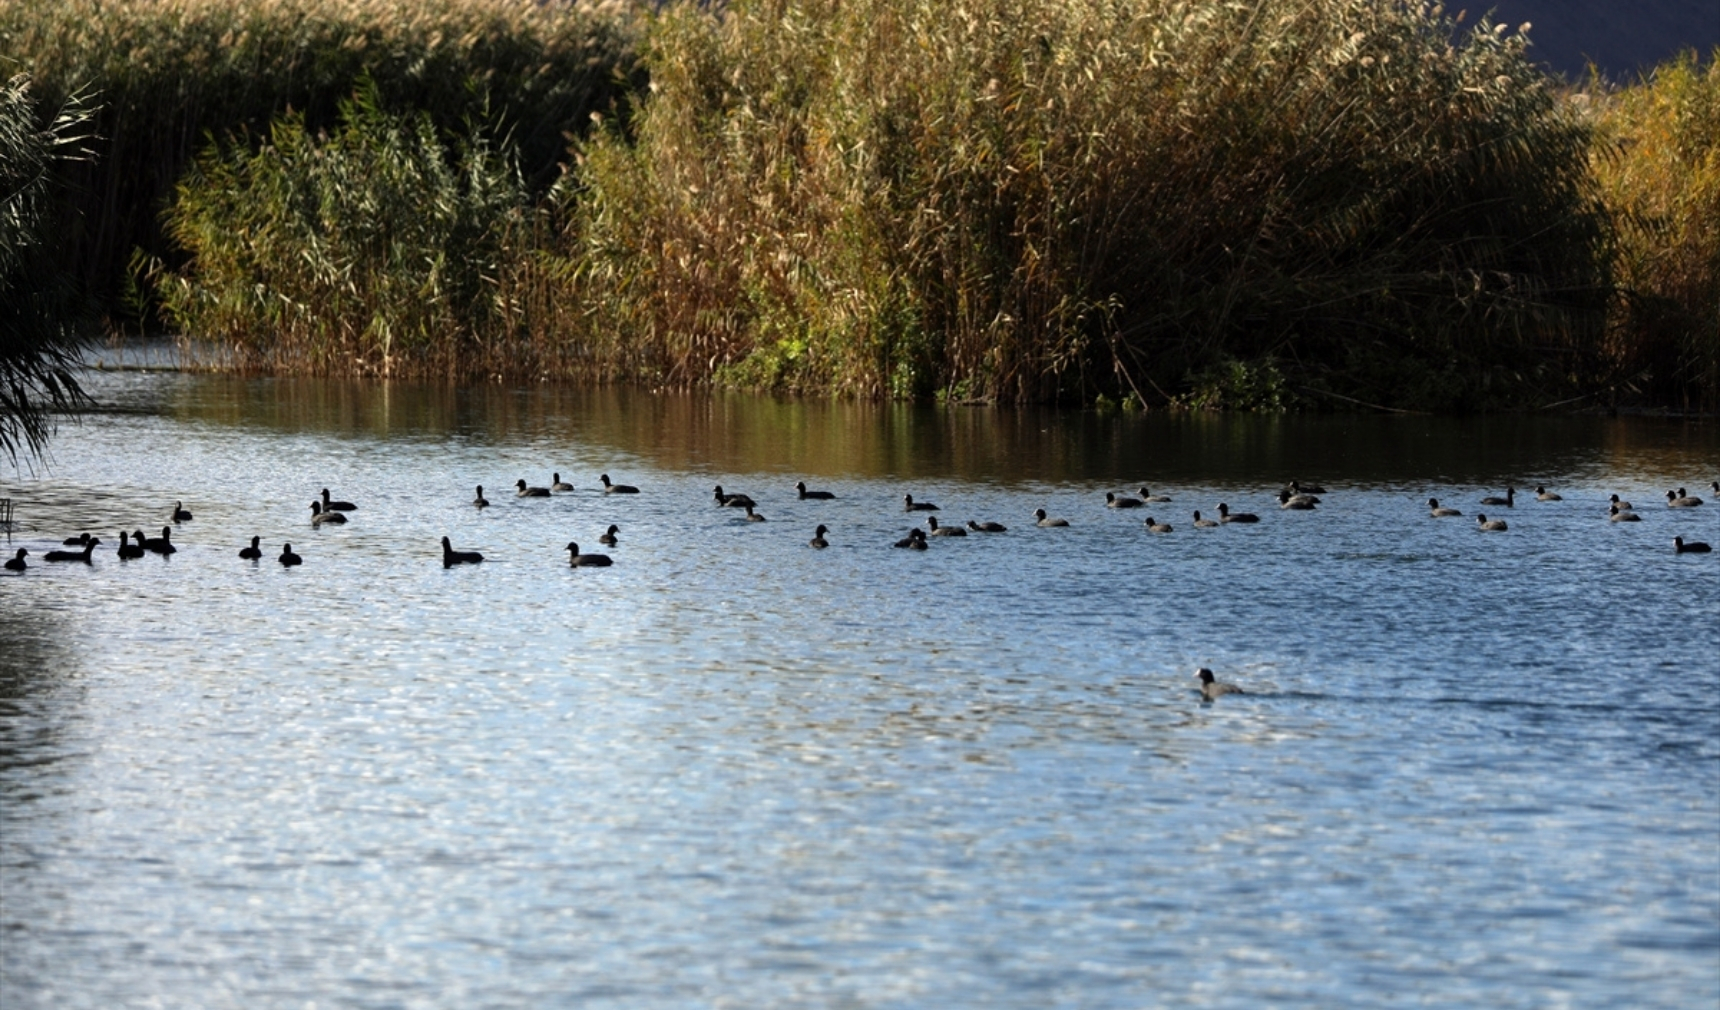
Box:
2, 371, 1717, 1008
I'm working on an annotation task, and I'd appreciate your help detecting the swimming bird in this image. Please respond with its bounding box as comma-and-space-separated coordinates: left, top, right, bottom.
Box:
43, 537, 100, 562
1534, 485, 1562, 502
926, 516, 966, 537
1667, 488, 1704, 507
713, 486, 755, 508
1609, 493, 1633, 511
903, 494, 939, 512
742, 505, 767, 522
600, 474, 639, 494
141, 527, 176, 555
1106, 491, 1143, 509
565, 541, 613, 567
5, 548, 27, 571
61, 532, 92, 546
967, 520, 1008, 532
1145, 516, 1173, 533
441, 536, 483, 567
809, 524, 830, 549
1480, 488, 1516, 507
1192, 510, 1219, 528
239, 536, 263, 559
1197, 668, 1244, 701
310, 501, 347, 525
1278, 489, 1318, 510
517, 479, 551, 498
893, 528, 928, 549
169, 500, 193, 522
1033, 508, 1069, 527
598, 524, 620, 546
1218, 503, 1259, 523
116, 532, 144, 559
1289, 481, 1327, 496
1477, 514, 1508, 531
551, 473, 575, 492
1138, 487, 1172, 503
1428, 498, 1462, 517
320, 488, 356, 511
278, 543, 302, 566
1674, 536, 1712, 554
474, 485, 490, 508
1609, 504, 1641, 522
795, 481, 835, 500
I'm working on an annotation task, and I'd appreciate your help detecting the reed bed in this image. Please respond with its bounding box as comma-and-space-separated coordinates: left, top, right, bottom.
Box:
1588, 52, 1720, 413
2, 0, 641, 308
560, 0, 1612, 408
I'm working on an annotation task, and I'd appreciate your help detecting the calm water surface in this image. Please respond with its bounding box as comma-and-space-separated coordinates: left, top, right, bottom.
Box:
2, 372, 1717, 1009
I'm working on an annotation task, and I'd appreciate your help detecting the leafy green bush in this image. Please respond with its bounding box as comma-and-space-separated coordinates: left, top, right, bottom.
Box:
155, 80, 531, 376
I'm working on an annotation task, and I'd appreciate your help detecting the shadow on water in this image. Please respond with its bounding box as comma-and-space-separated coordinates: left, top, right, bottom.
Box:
0, 603, 82, 799
123, 373, 1719, 487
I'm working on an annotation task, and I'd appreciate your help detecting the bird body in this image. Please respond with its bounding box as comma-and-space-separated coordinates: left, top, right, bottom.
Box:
61, 532, 91, 546
565, 541, 613, 566
1477, 514, 1508, 531
1480, 488, 1516, 507
278, 543, 302, 566
967, 520, 1008, 532
1674, 536, 1712, 553
1197, 668, 1244, 700
1106, 492, 1142, 509
1138, 487, 1172, 503
44, 538, 100, 562
810, 524, 830, 549
320, 488, 356, 511
904, 494, 939, 512
551, 473, 575, 492
116, 532, 144, 559
170, 500, 193, 522
1609, 504, 1640, 522
5, 548, 27, 571
1428, 498, 1461, 517
1278, 490, 1318, 510
714, 486, 755, 508
441, 536, 483, 567
795, 481, 835, 500
1033, 508, 1069, 527
893, 529, 928, 549
598, 524, 620, 546
1145, 517, 1173, 533
1534, 485, 1561, 501
310, 501, 347, 525
926, 516, 966, 536
239, 536, 263, 559
1218, 503, 1259, 523
1192, 510, 1218, 528
517, 479, 550, 497
1289, 481, 1327, 496
1667, 488, 1704, 507
141, 527, 176, 554
600, 474, 639, 494
1609, 494, 1633, 511
474, 485, 490, 508
742, 505, 767, 522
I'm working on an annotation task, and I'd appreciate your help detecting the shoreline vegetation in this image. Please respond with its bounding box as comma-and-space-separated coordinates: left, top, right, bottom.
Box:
4, 0, 1716, 414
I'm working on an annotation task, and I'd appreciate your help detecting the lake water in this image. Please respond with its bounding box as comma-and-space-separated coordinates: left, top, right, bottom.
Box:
2, 369, 1717, 1009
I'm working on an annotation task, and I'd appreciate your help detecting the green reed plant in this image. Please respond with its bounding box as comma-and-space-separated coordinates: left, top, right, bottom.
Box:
1590, 51, 1720, 412
2, 0, 640, 310
1, 73, 97, 464
563, 0, 1611, 408
156, 80, 532, 377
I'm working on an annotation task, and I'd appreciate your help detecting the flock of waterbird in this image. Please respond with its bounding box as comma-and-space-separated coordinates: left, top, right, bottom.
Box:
4, 474, 1712, 695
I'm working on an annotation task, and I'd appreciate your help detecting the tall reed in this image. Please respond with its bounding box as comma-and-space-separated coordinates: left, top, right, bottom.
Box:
1589, 51, 1720, 412
1, 0, 640, 309
562, 0, 1611, 408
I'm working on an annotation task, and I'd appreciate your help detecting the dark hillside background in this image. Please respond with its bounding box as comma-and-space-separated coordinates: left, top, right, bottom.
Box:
1486, 1, 1718, 79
